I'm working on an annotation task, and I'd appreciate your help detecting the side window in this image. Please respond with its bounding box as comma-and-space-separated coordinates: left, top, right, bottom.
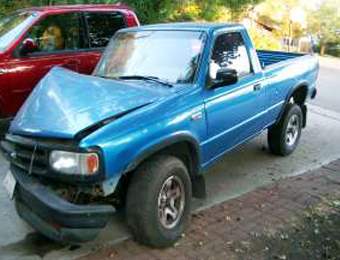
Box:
211, 32, 252, 78
84, 12, 126, 48
22, 13, 86, 54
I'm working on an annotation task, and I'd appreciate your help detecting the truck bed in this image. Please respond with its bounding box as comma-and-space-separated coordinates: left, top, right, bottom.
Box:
257, 50, 306, 68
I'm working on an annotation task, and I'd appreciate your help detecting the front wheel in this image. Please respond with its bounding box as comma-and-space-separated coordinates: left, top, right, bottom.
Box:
126, 155, 192, 247
268, 103, 303, 156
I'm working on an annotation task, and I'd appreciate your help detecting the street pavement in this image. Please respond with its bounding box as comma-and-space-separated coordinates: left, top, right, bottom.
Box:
0, 56, 340, 260
79, 159, 340, 260
311, 56, 340, 113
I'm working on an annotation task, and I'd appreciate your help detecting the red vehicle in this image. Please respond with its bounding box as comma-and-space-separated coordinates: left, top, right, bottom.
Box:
0, 5, 139, 122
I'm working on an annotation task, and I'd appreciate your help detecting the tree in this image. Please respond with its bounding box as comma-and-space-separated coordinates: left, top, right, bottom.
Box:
222, 0, 263, 20
248, 28, 280, 50
255, 0, 305, 40
123, 0, 181, 24
124, 0, 265, 24
307, 0, 340, 55
0, 0, 266, 24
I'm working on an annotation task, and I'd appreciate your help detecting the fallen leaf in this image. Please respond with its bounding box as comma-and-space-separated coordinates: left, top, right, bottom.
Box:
332, 200, 340, 206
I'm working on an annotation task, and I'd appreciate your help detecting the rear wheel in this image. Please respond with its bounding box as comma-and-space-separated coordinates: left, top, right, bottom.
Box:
126, 155, 192, 247
268, 103, 303, 156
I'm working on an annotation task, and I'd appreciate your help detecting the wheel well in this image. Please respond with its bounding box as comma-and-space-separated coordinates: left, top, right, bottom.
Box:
146, 141, 205, 198
114, 141, 204, 203
289, 84, 308, 128
156, 141, 199, 177
291, 85, 308, 105
275, 84, 308, 129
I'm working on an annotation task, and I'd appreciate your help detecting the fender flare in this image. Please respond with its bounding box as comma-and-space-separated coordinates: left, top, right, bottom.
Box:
287, 80, 309, 103
125, 133, 202, 175
124, 133, 206, 198
276, 81, 309, 125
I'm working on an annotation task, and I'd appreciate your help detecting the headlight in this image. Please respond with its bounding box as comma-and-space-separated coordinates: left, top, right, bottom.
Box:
49, 151, 99, 175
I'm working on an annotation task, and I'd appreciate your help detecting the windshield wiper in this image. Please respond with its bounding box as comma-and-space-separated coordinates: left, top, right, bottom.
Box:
96, 75, 115, 80
118, 75, 173, 88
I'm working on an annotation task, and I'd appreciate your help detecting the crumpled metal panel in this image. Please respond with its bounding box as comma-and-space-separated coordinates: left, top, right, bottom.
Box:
10, 67, 168, 139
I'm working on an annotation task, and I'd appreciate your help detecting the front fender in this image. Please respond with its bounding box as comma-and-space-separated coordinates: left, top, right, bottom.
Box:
79, 87, 206, 196
125, 131, 201, 173
93, 130, 202, 196
98, 128, 202, 179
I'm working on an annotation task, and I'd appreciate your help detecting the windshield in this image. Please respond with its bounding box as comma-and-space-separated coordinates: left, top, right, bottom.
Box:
0, 11, 37, 51
95, 30, 206, 84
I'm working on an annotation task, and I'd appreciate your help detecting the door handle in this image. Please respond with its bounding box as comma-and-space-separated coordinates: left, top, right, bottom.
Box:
191, 111, 203, 122
253, 84, 263, 91
0, 69, 5, 75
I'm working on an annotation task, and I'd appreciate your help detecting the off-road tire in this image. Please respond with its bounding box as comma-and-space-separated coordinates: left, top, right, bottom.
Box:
126, 155, 192, 247
268, 103, 303, 156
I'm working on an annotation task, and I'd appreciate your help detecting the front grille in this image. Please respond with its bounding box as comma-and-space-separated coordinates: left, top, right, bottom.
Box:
2, 136, 49, 176
1, 134, 102, 183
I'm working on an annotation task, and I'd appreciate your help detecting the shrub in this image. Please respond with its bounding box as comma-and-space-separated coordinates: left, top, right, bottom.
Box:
248, 28, 280, 50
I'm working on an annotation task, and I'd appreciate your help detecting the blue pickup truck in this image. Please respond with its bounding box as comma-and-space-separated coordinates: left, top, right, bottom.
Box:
2, 23, 318, 247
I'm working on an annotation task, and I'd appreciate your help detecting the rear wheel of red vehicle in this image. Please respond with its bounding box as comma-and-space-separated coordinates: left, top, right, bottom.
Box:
268, 103, 303, 156
126, 155, 192, 247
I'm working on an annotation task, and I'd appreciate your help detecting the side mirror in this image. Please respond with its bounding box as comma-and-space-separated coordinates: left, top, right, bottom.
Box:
215, 68, 238, 86
208, 68, 238, 89
21, 38, 37, 55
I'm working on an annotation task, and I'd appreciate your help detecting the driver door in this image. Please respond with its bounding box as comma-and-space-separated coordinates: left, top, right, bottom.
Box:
202, 31, 266, 163
7, 12, 87, 116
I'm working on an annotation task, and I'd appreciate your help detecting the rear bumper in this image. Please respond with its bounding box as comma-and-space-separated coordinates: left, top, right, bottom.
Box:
12, 167, 115, 243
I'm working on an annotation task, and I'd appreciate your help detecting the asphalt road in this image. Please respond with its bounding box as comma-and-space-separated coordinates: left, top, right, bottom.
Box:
0, 55, 340, 260
311, 56, 340, 112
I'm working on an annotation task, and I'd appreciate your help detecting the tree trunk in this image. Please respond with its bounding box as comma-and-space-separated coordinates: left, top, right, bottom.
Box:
320, 45, 326, 56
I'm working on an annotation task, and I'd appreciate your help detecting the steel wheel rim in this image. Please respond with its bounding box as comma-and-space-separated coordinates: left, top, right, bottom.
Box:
158, 175, 185, 229
285, 114, 299, 146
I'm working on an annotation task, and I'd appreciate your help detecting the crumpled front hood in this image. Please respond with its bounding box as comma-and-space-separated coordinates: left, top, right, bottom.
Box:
10, 67, 169, 139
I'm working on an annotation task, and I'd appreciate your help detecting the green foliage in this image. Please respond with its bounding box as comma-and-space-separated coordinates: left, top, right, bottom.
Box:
126, 0, 188, 24
168, 1, 203, 22
315, 42, 340, 57
306, 0, 340, 55
255, 0, 304, 39
0, 0, 266, 24
222, 0, 262, 19
248, 28, 280, 50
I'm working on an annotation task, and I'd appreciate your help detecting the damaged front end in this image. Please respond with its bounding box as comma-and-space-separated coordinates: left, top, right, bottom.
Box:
9, 67, 166, 139
2, 67, 170, 243
2, 134, 116, 243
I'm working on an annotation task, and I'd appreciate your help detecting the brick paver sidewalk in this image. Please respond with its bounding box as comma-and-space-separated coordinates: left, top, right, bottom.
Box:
79, 159, 340, 260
